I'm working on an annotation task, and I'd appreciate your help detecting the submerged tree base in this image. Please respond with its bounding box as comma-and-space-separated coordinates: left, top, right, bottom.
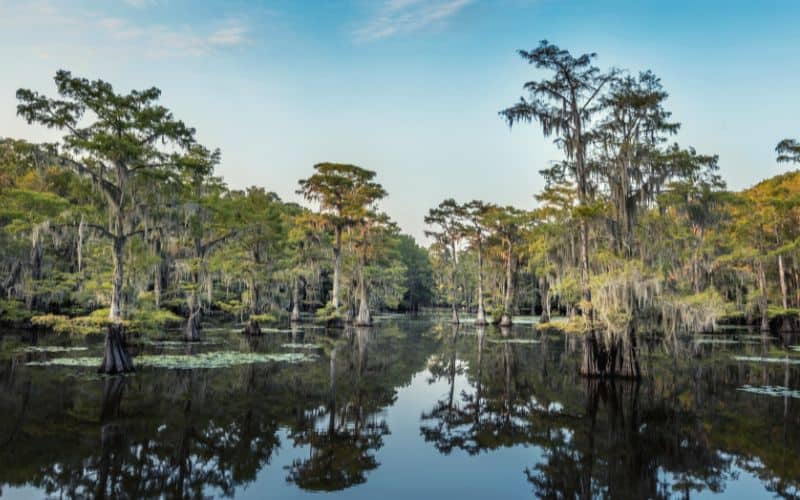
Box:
98, 323, 135, 375
243, 319, 262, 336
184, 312, 201, 342
580, 331, 641, 380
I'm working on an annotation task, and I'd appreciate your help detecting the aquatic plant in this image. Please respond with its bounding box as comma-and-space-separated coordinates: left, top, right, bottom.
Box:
282, 343, 323, 349
733, 356, 800, 365
737, 385, 800, 399
16, 345, 89, 353
27, 350, 317, 369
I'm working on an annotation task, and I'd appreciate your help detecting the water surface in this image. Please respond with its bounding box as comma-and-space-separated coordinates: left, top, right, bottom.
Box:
1, 316, 798, 498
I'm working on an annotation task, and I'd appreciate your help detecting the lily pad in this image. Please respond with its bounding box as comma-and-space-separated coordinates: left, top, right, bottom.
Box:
487, 338, 541, 344
694, 338, 741, 345
27, 350, 317, 369
16, 346, 89, 353
737, 385, 800, 399
139, 340, 223, 347
282, 343, 322, 349
733, 356, 800, 365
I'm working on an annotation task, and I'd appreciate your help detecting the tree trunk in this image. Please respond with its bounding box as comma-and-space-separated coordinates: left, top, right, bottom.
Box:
184, 310, 201, 342
98, 323, 134, 374
77, 215, 85, 273
475, 239, 487, 326
500, 245, 514, 327
109, 236, 125, 321
356, 266, 371, 326
539, 276, 551, 323
291, 276, 301, 322
184, 289, 201, 342
332, 226, 342, 309
778, 254, 788, 310
243, 318, 262, 336
450, 241, 459, 324
757, 261, 769, 332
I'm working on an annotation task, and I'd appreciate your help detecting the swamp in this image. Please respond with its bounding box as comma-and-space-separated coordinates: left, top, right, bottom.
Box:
2, 3, 800, 497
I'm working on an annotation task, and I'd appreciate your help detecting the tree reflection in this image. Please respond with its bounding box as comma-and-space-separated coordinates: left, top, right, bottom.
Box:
285, 327, 390, 491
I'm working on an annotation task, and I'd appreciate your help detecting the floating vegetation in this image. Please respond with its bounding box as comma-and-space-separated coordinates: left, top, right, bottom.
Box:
27, 351, 317, 369
733, 356, 800, 365
693, 337, 760, 345
790, 346, 800, 352
487, 338, 541, 344
693, 338, 741, 345
138, 340, 224, 347
16, 346, 89, 353
737, 385, 800, 399
282, 343, 322, 349
260, 328, 295, 334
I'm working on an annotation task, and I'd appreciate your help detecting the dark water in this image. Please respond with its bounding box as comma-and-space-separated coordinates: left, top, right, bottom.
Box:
1, 316, 799, 499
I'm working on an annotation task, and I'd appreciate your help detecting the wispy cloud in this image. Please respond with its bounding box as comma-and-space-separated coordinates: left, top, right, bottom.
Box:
97, 16, 251, 57
354, 0, 473, 42
1, 2, 250, 59
122, 0, 156, 8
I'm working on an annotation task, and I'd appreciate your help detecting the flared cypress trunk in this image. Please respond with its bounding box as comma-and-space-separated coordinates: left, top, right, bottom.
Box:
243, 318, 262, 336
98, 323, 135, 374
356, 266, 371, 326
291, 276, 301, 323
184, 310, 201, 342
538, 276, 551, 323
184, 283, 202, 341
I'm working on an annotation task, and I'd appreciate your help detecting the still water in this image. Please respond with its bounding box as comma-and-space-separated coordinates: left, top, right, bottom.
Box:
1, 315, 799, 499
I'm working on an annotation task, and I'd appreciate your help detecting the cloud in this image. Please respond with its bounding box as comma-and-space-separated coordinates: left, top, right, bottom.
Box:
354, 0, 473, 42
96, 17, 251, 56
1, 2, 250, 59
122, 0, 156, 8
208, 24, 249, 46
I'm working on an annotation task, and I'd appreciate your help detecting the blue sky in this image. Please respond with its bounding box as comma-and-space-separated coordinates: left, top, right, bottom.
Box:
1, 0, 798, 241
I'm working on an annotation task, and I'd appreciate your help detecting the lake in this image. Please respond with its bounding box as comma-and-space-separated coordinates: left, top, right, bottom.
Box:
1, 315, 798, 499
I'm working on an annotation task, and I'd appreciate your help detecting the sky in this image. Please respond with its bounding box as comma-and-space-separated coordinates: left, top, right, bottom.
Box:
1, 0, 798, 242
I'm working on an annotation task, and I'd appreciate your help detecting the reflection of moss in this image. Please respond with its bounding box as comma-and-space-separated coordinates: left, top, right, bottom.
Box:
536, 317, 589, 335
